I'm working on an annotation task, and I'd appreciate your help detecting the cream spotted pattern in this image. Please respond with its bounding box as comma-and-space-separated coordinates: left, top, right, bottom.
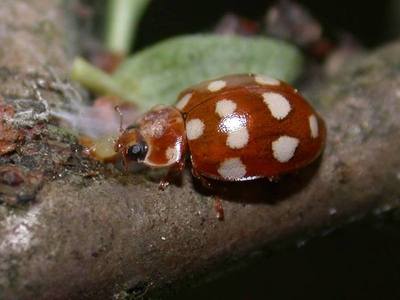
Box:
263, 92, 291, 120
214, 99, 249, 150
186, 119, 205, 140
308, 114, 319, 138
255, 75, 280, 86
175, 93, 192, 110
272, 136, 299, 163
215, 99, 237, 118
185, 75, 321, 181
226, 127, 249, 149
165, 146, 180, 164
208, 80, 226, 92
217, 157, 247, 180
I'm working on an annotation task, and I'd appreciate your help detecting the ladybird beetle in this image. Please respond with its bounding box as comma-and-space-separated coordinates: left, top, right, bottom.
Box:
115, 74, 326, 189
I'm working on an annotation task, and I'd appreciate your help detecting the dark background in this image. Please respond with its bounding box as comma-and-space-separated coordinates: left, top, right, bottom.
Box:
87, 0, 398, 50
135, 0, 397, 50
86, 1, 400, 299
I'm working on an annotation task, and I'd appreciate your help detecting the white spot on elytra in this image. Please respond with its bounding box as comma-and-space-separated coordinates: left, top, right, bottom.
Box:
218, 157, 246, 180
272, 135, 299, 162
219, 114, 247, 133
186, 119, 205, 140
217, 108, 249, 150
208, 80, 226, 92
309, 114, 319, 138
263, 92, 291, 120
255, 75, 280, 86
226, 127, 249, 149
215, 99, 237, 117
175, 93, 192, 110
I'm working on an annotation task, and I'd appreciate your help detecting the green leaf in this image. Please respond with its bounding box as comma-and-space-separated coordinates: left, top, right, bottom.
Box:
71, 34, 304, 111
113, 34, 304, 110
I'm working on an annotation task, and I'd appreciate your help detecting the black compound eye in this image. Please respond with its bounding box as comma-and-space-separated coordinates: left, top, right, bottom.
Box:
127, 141, 148, 161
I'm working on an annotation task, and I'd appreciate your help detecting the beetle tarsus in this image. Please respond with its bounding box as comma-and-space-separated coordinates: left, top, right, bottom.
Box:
158, 160, 185, 191
214, 197, 225, 221
158, 179, 169, 191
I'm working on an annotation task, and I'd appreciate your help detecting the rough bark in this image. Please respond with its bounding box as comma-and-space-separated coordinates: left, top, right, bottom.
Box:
1, 1, 400, 299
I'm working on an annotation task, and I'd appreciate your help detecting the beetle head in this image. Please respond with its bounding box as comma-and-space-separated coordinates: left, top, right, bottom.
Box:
115, 126, 148, 165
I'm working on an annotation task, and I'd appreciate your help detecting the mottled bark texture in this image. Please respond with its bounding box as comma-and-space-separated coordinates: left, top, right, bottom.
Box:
1, 1, 400, 300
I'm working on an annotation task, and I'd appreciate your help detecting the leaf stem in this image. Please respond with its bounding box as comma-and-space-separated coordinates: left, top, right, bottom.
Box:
71, 57, 133, 101
105, 0, 151, 55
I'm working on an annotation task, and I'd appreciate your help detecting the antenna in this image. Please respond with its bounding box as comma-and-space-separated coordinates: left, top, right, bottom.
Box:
114, 105, 124, 133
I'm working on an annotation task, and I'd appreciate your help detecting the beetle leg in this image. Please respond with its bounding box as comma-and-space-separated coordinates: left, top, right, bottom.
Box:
191, 167, 212, 189
214, 197, 224, 221
158, 158, 185, 191
190, 168, 224, 221
199, 176, 212, 189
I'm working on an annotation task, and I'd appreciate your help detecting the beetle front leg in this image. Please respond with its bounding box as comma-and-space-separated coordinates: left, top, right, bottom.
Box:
158, 158, 185, 191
